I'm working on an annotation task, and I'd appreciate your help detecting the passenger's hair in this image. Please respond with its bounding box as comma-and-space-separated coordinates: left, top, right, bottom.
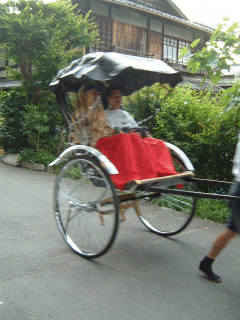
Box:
82, 82, 96, 92
73, 83, 96, 117
101, 85, 122, 109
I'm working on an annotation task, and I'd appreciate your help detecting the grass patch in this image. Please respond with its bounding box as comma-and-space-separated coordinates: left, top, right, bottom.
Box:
195, 198, 231, 223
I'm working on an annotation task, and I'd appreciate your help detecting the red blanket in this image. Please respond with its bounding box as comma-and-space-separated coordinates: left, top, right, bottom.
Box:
96, 133, 178, 190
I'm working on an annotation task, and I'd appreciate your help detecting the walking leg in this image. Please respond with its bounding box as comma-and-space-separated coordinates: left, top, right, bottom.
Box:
199, 228, 237, 283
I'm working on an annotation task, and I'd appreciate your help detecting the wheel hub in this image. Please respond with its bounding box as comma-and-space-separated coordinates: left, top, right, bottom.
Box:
69, 198, 97, 212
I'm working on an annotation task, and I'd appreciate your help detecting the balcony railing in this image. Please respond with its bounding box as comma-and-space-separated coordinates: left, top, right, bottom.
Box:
165, 60, 206, 75
112, 46, 153, 58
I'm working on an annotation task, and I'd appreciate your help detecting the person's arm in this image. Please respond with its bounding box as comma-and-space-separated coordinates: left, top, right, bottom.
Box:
123, 110, 139, 128
232, 133, 240, 181
122, 111, 152, 138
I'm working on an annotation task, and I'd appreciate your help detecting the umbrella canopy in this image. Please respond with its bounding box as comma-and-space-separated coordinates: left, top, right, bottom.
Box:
50, 52, 182, 95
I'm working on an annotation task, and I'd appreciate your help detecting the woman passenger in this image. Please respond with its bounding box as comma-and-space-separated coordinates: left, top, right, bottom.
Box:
102, 86, 139, 132
71, 83, 113, 147
95, 86, 178, 190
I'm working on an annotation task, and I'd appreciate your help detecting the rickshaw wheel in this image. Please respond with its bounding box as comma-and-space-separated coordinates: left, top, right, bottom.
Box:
137, 154, 196, 236
54, 155, 119, 259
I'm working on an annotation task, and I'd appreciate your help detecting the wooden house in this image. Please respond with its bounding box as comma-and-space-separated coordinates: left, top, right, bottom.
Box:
73, 0, 213, 78
0, 0, 214, 89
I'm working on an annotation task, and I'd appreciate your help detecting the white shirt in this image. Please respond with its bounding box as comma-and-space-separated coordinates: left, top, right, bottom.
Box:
232, 133, 240, 182
105, 109, 138, 129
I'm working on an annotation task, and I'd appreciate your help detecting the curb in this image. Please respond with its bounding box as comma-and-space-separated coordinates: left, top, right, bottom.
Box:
1, 154, 45, 171
20, 162, 45, 171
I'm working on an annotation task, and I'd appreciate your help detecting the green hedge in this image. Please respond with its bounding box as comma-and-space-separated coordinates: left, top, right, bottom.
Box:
0, 89, 29, 152
0, 88, 66, 162
124, 84, 240, 185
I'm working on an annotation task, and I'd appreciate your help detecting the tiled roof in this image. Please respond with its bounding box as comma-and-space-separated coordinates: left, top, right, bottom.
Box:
180, 76, 222, 92
104, 0, 214, 33
0, 80, 21, 90
222, 65, 240, 77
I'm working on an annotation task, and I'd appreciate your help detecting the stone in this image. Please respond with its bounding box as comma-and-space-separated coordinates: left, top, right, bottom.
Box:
33, 163, 45, 171
20, 162, 45, 171
3, 153, 20, 167
0, 148, 5, 155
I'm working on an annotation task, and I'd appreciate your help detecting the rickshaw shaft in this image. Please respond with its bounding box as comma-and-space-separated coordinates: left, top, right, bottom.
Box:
145, 187, 240, 202
185, 177, 232, 187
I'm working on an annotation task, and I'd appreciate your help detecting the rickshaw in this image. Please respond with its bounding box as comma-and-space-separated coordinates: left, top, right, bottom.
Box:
49, 52, 239, 259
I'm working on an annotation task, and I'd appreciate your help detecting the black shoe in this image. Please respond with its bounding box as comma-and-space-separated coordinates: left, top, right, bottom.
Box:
199, 260, 222, 283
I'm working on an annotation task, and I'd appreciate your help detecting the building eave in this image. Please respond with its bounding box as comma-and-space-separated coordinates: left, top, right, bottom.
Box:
165, 0, 188, 20
101, 0, 214, 33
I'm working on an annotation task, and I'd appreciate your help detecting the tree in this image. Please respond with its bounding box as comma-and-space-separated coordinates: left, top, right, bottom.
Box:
180, 19, 240, 86
0, 0, 99, 156
180, 19, 240, 132
0, 0, 99, 92
174, 19, 240, 182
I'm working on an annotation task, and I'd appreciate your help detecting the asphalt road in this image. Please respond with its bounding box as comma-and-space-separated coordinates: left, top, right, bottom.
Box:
0, 162, 240, 320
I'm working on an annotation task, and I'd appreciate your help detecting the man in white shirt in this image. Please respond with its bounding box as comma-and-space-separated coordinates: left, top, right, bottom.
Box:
199, 134, 240, 283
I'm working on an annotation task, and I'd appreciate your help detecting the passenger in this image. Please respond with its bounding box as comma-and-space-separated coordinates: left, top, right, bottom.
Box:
101, 86, 149, 137
102, 86, 138, 130
95, 86, 178, 190
71, 83, 113, 147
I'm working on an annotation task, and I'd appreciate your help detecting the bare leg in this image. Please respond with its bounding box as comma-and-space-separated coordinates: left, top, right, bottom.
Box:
199, 228, 237, 282
207, 228, 237, 260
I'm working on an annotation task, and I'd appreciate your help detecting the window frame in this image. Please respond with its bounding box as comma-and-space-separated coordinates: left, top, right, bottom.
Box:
163, 36, 192, 66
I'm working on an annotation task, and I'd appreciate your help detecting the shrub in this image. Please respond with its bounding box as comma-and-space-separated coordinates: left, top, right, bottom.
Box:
0, 87, 67, 156
23, 90, 65, 154
124, 84, 240, 185
0, 89, 29, 152
195, 199, 231, 223
124, 86, 160, 130
20, 148, 56, 167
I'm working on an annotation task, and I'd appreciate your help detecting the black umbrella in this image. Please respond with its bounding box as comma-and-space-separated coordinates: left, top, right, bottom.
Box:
50, 52, 182, 95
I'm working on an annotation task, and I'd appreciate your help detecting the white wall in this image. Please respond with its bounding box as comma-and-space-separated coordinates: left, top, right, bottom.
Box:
111, 6, 147, 28
91, 1, 109, 16
150, 18, 162, 32
195, 32, 205, 43
165, 24, 193, 41
0, 50, 5, 68
0, 70, 6, 78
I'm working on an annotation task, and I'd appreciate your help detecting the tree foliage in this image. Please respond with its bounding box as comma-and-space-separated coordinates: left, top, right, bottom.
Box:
0, 0, 99, 159
180, 20, 240, 114
0, 88, 66, 154
180, 19, 240, 85
0, 0, 99, 91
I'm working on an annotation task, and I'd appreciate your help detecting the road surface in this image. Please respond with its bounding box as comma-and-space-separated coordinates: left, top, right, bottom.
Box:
0, 163, 239, 320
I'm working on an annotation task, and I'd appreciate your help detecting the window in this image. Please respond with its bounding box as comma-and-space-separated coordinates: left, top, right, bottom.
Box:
178, 40, 191, 65
163, 37, 177, 63
90, 15, 113, 52
140, 30, 147, 54
164, 37, 191, 65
